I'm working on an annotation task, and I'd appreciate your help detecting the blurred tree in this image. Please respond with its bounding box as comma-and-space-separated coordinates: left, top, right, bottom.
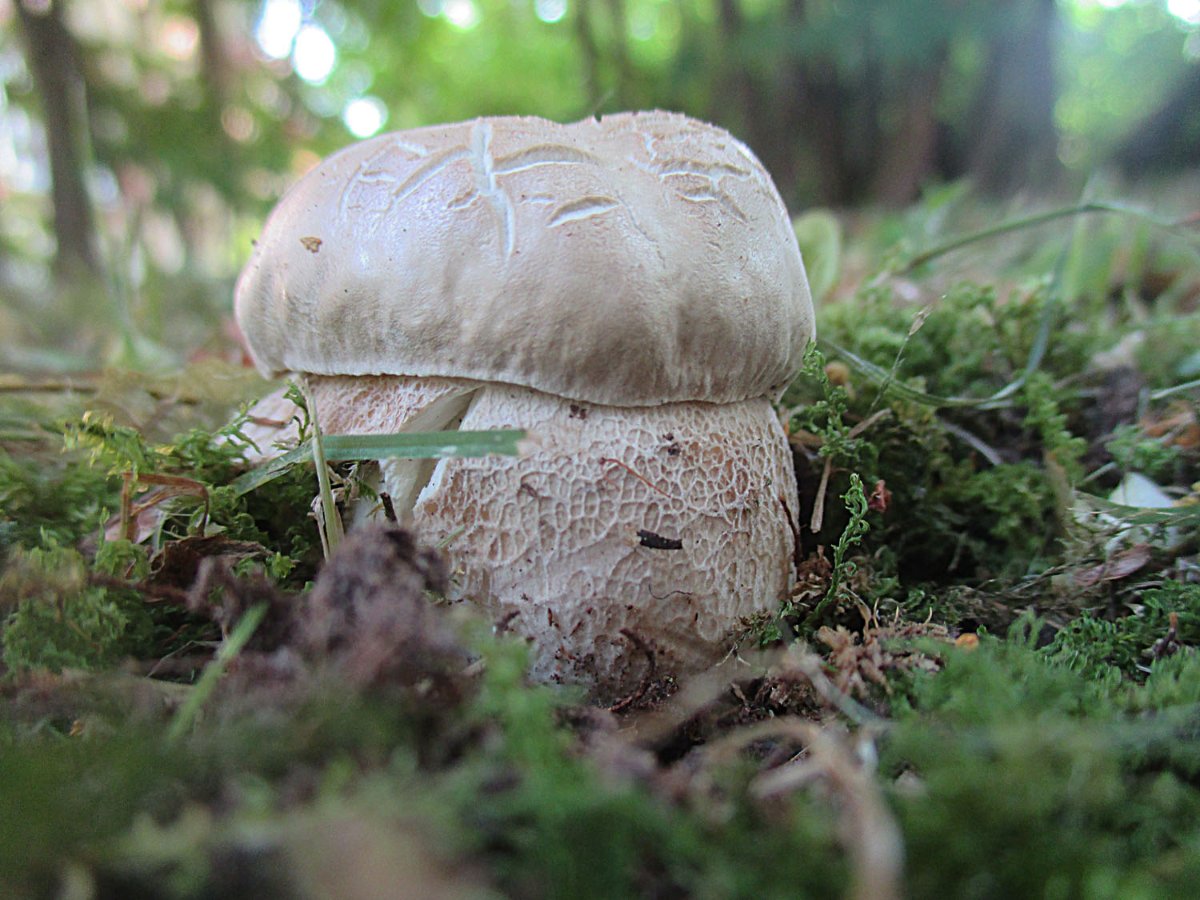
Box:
663, 0, 1063, 206
193, 0, 232, 107
0, 0, 1195, 364
1115, 63, 1200, 176
1055, 0, 1193, 171
963, 0, 1060, 194
15, 0, 100, 279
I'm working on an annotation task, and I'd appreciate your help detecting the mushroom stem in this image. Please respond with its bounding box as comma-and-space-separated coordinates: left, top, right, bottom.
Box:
410, 383, 798, 696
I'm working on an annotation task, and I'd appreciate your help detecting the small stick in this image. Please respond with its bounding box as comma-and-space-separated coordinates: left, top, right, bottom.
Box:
599, 456, 674, 498
608, 628, 657, 713
379, 491, 398, 523
779, 493, 803, 570
494, 610, 520, 635
810, 457, 832, 533
809, 410, 889, 534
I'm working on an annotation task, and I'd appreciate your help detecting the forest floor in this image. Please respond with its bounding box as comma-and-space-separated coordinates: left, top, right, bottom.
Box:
2, 193, 1200, 898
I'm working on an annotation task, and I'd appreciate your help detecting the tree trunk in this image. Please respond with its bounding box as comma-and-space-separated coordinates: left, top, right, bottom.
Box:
602, 0, 633, 108
1114, 64, 1200, 176
710, 0, 756, 149
573, 0, 603, 112
16, 0, 100, 280
194, 0, 230, 107
966, 0, 1060, 194
869, 61, 947, 206
712, 0, 816, 208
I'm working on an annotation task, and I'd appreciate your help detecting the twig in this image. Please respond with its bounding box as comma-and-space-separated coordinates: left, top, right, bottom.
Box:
608, 628, 657, 714
700, 719, 903, 900
809, 410, 889, 534
783, 647, 886, 728
379, 491, 398, 523
599, 456, 674, 498
86, 572, 188, 605
750, 726, 903, 900
811, 457, 833, 533
779, 493, 803, 571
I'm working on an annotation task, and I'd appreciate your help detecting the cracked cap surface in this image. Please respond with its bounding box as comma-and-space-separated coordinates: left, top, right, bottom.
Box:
235, 110, 814, 406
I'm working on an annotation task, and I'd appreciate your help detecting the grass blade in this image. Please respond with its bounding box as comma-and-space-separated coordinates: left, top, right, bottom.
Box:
229, 429, 527, 497
304, 384, 344, 556
319, 429, 525, 460
167, 602, 267, 743
899, 201, 1198, 274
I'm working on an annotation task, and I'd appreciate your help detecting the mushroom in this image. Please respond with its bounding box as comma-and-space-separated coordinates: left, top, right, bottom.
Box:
235, 111, 815, 696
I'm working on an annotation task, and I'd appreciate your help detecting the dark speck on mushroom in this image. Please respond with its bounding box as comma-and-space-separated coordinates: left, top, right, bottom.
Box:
637, 529, 683, 550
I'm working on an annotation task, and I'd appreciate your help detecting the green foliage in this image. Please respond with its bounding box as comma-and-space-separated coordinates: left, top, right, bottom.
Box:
1021, 370, 1087, 482
0, 399, 324, 678
166, 602, 266, 743
1107, 423, 1183, 481
823, 281, 1092, 404
449, 637, 846, 899
63, 412, 159, 477
1136, 309, 1200, 388
888, 632, 1200, 897
1129, 652, 1200, 712
805, 473, 870, 626
953, 461, 1060, 573
0, 447, 119, 552
94, 538, 150, 581
0, 123, 1197, 895
809, 407, 1062, 583
804, 274, 1116, 581
54, 408, 321, 583
792, 210, 842, 302
1058, 1, 1195, 167
788, 344, 877, 475
1046, 582, 1200, 683
0, 730, 190, 894
1, 544, 154, 673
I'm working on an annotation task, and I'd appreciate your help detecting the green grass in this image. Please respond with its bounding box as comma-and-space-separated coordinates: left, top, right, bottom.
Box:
1, 196, 1198, 897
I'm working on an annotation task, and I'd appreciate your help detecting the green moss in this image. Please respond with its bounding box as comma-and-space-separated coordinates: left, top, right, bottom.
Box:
888, 634, 1200, 898
1106, 423, 1182, 481
0, 448, 120, 552
1, 199, 1197, 897
1, 545, 155, 673
448, 638, 847, 899
1046, 582, 1200, 682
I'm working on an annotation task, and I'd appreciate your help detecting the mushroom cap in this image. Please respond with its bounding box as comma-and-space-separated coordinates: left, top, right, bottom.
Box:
235, 111, 814, 406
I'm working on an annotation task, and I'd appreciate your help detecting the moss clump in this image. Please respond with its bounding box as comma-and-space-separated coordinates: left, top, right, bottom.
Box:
0, 545, 155, 673
888, 633, 1200, 898
1046, 581, 1200, 683
0, 448, 119, 553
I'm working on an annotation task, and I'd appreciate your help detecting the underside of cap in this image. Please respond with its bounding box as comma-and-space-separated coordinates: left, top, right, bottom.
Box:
234, 110, 815, 406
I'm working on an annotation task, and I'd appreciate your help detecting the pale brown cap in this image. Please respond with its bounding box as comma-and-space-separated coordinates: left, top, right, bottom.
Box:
234, 111, 814, 406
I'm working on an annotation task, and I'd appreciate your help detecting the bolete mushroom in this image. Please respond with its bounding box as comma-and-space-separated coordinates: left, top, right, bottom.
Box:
235, 111, 814, 696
